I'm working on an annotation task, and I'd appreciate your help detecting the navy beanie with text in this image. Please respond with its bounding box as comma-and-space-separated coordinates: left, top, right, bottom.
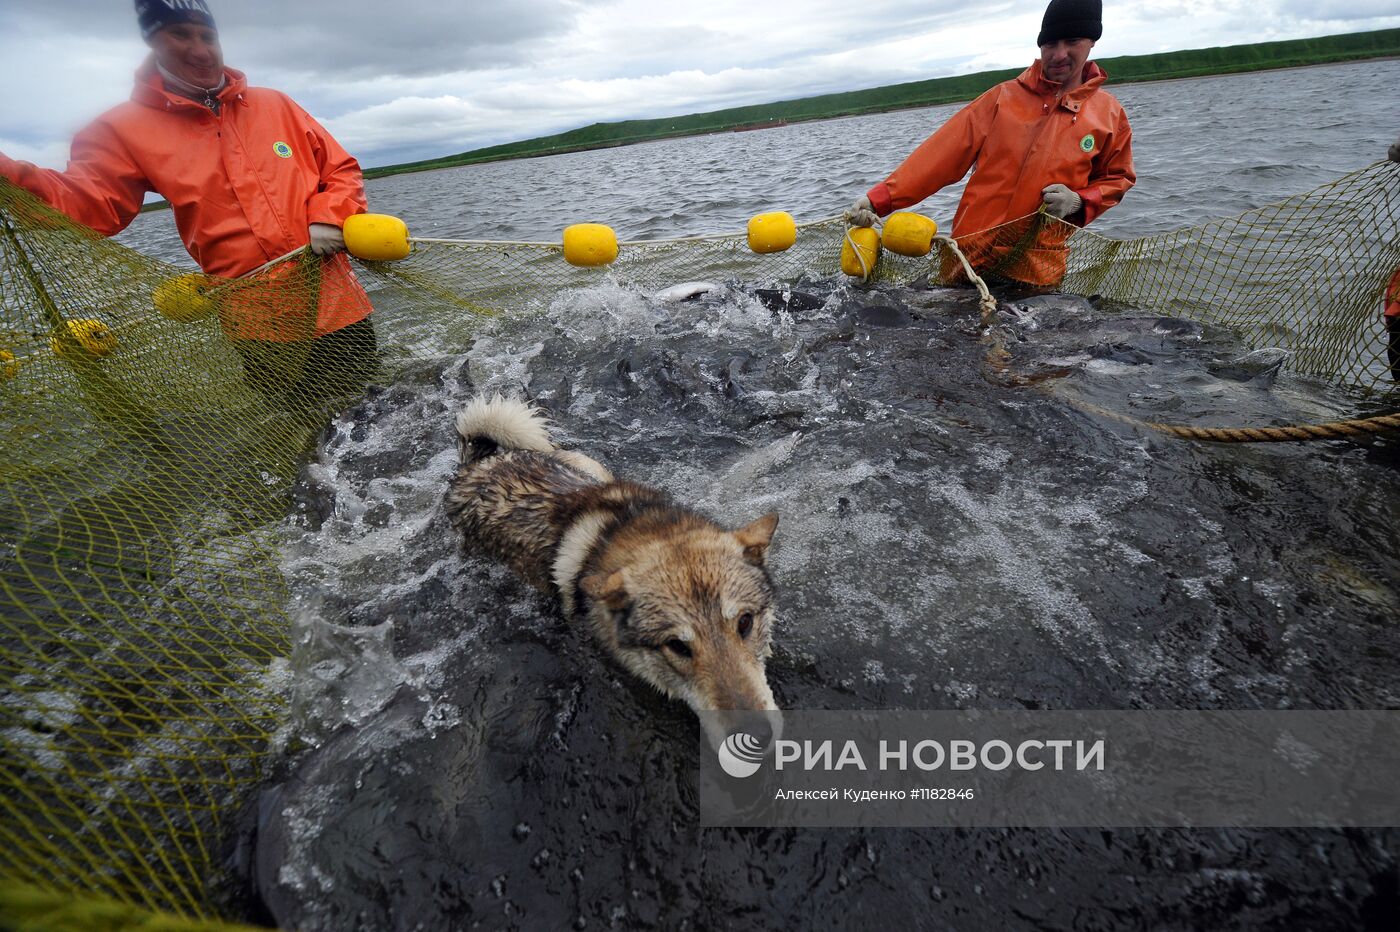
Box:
1037, 0, 1102, 46
136, 0, 217, 40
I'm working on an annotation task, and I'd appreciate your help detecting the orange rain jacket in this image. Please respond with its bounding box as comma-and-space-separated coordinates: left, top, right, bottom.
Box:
867, 60, 1135, 284
0, 61, 371, 340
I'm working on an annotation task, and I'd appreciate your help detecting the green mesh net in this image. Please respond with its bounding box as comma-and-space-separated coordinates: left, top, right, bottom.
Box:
1022, 159, 1400, 388
1, 160, 1397, 922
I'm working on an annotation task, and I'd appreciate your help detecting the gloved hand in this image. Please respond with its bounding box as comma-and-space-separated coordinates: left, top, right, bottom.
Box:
1041, 184, 1082, 219
1389, 137, 1400, 163
844, 195, 878, 228
308, 223, 346, 256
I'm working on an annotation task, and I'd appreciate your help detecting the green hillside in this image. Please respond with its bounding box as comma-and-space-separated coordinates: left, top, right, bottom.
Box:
363, 28, 1398, 180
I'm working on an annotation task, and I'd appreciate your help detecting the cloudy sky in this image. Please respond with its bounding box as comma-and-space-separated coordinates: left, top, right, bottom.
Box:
1, 0, 1396, 169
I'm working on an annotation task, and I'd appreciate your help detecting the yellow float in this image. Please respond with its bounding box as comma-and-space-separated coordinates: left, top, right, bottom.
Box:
153, 273, 217, 323
881, 212, 939, 258
343, 214, 413, 262
1, 349, 17, 383
747, 212, 797, 254
51, 319, 118, 361
562, 224, 620, 267
840, 227, 881, 278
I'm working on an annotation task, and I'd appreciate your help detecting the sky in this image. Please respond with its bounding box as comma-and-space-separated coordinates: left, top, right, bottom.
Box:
1, 0, 1397, 170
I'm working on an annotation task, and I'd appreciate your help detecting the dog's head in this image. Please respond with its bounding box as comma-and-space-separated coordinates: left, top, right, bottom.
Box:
580, 511, 781, 749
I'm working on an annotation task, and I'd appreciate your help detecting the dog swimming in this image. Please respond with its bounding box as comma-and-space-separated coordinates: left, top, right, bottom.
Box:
446, 395, 782, 746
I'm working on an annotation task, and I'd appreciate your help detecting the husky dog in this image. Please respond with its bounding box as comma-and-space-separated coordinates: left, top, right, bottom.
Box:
446, 395, 781, 746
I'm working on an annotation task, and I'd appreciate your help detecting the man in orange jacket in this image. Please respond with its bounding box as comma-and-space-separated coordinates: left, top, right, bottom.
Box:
0, 0, 376, 399
846, 0, 1135, 287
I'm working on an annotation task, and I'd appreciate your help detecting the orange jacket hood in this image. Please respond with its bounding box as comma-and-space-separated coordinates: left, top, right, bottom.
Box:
130, 56, 250, 110
1018, 59, 1109, 110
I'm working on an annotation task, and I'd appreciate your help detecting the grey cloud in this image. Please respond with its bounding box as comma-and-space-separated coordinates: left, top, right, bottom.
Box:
229, 0, 584, 79
1, 0, 583, 79
1276, 0, 1400, 19
515, 2, 1023, 94
1, 0, 1013, 89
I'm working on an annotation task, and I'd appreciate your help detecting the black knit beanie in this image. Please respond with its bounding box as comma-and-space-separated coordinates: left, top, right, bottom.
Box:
136, 0, 217, 40
1037, 0, 1102, 46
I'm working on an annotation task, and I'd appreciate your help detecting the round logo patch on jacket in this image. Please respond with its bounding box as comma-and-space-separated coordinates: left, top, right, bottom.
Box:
1079, 134, 1096, 153
273, 141, 293, 159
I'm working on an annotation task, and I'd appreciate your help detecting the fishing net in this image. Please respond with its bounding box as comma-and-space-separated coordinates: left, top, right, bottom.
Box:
1, 159, 1397, 922
963, 159, 1400, 389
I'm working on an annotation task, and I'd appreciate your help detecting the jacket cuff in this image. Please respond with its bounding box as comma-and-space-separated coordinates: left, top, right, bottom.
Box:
1074, 186, 1104, 226
867, 183, 893, 217
306, 193, 363, 228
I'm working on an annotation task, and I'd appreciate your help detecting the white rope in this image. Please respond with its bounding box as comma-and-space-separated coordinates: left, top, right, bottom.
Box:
842, 225, 874, 282
205, 217, 1000, 327
933, 234, 999, 323
411, 214, 845, 250
236, 246, 309, 279
838, 219, 997, 321
196, 245, 310, 301
218, 213, 858, 275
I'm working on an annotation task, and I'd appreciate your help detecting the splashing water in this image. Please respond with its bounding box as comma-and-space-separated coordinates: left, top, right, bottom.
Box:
245, 278, 1400, 929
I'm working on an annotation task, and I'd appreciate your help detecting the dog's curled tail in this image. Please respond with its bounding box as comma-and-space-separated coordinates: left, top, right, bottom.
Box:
454, 394, 555, 464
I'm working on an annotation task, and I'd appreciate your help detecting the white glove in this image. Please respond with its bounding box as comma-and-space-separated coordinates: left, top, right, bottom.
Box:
844, 195, 878, 228
1389, 137, 1400, 163
1041, 184, 1083, 219
308, 223, 346, 256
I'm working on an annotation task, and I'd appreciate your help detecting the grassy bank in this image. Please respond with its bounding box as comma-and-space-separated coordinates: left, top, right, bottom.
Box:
363, 28, 1398, 181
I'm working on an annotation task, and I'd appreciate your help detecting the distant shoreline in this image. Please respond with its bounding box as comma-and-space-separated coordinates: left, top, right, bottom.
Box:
139, 28, 1397, 212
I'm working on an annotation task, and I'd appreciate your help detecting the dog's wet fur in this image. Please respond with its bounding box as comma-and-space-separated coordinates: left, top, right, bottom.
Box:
446, 395, 780, 746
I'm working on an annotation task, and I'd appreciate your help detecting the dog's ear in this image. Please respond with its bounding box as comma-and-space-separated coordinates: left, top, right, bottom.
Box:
581, 570, 630, 611
733, 512, 779, 566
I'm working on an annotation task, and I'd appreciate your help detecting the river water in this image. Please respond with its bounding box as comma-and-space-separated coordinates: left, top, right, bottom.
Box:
112, 59, 1400, 929
121, 58, 1400, 252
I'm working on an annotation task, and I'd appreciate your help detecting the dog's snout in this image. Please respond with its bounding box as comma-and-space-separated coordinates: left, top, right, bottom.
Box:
727, 709, 781, 751
743, 714, 773, 747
